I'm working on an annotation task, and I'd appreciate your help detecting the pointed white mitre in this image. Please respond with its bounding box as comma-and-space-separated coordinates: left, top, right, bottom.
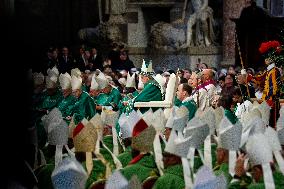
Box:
152, 108, 166, 132
128, 111, 141, 126
185, 115, 205, 133
51, 157, 88, 189
105, 170, 128, 189
46, 75, 57, 88
141, 108, 154, 126
185, 123, 210, 149
33, 72, 45, 86
193, 165, 227, 189
141, 59, 154, 74
71, 68, 82, 77
96, 71, 109, 90
118, 113, 129, 138
171, 106, 189, 132
246, 133, 273, 166
264, 127, 282, 151
101, 110, 120, 127
218, 117, 242, 150
118, 78, 127, 86
241, 108, 262, 128
119, 112, 140, 139
165, 106, 178, 129
185, 118, 210, 149
240, 115, 265, 148
89, 114, 104, 139
257, 101, 271, 126
126, 72, 136, 88
199, 107, 216, 135
59, 73, 72, 90
71, 75, 82, 90
165, 129, 191, 158
214, 107, 224, 135
248, 117, 266, 135
47, 66, 59, 77
90, 74, 99, 90
235, 100, 253, 119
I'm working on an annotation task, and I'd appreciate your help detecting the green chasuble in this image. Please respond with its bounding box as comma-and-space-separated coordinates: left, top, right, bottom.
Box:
82, 84, 90, 93
100, 135, 123, 167
84, 159, 106, 189
153, 164, 185, 189
174, 97, 182, 107
40, 89, 63, 112
96, 88, 122, 107
224, 109, 238, 124
95, 93, 108, 105
73, 91, 96, 125
100, 135, 115, 166
120, 154, 159, 182
133, 79, 163, 113
36, 89, 63, 148
57, 94, 77, 120
117, 146, 133, 167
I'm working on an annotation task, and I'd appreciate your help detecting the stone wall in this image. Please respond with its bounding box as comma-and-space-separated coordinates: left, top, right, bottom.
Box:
222, 0, 246, 66
127, 6, 149, 47
128, 46, 222, 71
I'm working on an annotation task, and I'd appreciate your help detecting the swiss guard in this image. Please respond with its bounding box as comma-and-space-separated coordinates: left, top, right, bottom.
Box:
126, 59, 163, 113
255, 40, 283, 127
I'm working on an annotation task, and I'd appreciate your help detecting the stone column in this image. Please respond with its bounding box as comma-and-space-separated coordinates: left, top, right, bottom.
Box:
222, 0, 246, 67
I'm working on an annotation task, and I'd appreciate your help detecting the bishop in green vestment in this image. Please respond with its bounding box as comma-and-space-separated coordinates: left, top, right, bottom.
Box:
130, 59, 163, 113
89, 70, 122, 111
57, 73, 77, 124
153, 152, 184, 189
71, 75, 96, 125
120, 118, 158, 182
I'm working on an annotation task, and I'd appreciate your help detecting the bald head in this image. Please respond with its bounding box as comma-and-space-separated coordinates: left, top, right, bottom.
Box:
202, 69, 213, 82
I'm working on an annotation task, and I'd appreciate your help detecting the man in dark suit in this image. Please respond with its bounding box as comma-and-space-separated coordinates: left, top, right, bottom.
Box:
89, 47, 103, 71
75, 46, 87, 72
58, 46, 74, 73
108, 42, 121, 71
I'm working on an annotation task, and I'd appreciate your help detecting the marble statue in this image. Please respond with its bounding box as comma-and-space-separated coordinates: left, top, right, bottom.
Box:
105, 0, 127, 15
105, 0, 127, 24
185, 0, 216, 47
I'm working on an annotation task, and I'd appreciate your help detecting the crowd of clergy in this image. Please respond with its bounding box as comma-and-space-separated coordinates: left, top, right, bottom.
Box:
28, 41, 284, 189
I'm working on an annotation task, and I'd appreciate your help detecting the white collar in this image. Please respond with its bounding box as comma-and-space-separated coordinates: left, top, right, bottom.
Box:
267, 63, 275, 71
182, 96, 191, 103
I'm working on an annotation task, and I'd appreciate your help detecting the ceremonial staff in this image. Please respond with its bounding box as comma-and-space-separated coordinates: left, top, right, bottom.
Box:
235, 29, 251, 100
